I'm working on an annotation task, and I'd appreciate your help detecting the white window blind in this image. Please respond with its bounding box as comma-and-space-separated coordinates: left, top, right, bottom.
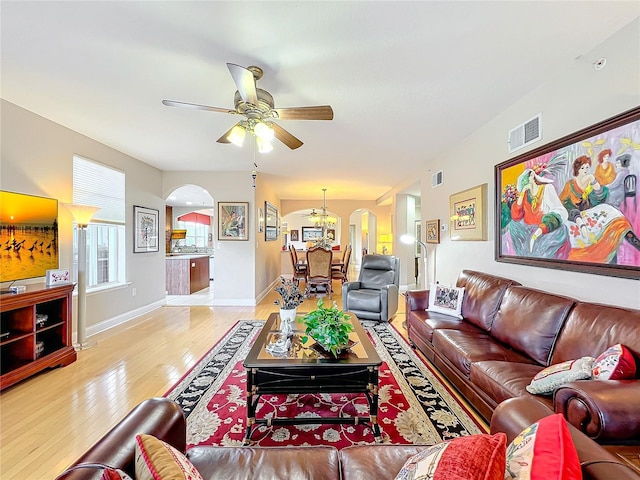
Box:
73, 156, 125, 223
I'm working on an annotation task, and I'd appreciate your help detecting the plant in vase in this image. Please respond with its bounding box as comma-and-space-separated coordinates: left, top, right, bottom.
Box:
274, 277, 308, 333
302, 298, 353, 357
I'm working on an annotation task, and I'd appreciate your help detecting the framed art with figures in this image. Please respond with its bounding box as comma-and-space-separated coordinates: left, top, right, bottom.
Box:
450, 184, 487, 241
218, 202, 249, 241
495, 106, 640, 279
426, 219, 440, 244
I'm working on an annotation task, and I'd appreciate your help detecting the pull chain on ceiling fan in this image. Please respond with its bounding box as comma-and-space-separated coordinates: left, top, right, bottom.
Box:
163, 63, 334, 152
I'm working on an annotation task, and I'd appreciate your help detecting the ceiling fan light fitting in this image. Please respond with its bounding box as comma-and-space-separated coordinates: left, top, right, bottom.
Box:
254, 121, 275, 141
228, 124, 246, 147
256, 136, 273, 154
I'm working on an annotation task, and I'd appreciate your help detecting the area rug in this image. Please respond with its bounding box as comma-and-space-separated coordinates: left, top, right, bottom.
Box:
165, 320, 486, 449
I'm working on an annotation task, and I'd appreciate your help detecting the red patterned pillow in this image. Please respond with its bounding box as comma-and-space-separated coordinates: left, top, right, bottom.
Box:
135, 434, 203, 480
505, 414, 581, 480
592, 344, 636, 380
394, 433, 506, 480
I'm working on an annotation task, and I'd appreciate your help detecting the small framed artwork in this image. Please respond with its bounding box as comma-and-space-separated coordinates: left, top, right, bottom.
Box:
265, 201, 278, 241
449, 183, 488, 241
290, 229, 299, 241
415, 220, 422, 255
302, 226, 323, 241
218, 202, 249, 241
133, 206, 159, 253
46, 269, 71, 285
426, 219, 441, 244
257, 206, 264, 233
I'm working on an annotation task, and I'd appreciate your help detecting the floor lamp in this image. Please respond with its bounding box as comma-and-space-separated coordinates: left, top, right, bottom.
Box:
65, 204, 100, 350
400, 234, 428, 290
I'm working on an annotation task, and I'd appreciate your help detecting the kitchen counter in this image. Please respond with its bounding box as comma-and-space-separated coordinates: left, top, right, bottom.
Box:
165, 255, 210, 295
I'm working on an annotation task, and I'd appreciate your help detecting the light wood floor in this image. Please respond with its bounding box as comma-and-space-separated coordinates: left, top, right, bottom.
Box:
0, 281, 482, 478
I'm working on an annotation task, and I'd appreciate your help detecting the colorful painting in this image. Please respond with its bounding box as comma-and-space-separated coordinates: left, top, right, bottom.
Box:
449, 184, 487, 241
495, 106, 640, 279
218, 202, 248, 241
0, 191, 59, 282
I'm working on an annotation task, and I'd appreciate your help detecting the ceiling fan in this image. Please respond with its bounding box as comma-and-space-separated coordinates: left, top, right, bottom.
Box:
162, 63, 334, 151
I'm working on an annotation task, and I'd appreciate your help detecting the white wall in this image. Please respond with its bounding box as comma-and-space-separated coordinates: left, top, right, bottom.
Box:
162, 171, 265, 305
1, 99, 166, 334
419, 19, 640, 309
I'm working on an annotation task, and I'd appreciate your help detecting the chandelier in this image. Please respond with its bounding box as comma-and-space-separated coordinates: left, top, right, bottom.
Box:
308, 188, 337, 230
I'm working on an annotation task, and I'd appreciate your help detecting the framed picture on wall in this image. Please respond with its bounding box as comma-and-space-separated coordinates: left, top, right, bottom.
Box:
133, 205, 159, 253
265, 201, 278, 241
415, 220, 422, 255
302, 226, 323, 241
449, 183, 488, 241
218, 202, 249, 241
290, 229, 299, 241
496, 106, 640, 279
426, 219, 440, 244
257, 206, 264, 233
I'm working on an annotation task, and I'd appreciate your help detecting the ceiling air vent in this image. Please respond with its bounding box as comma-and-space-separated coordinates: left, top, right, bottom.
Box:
508, 113, 542, 153
432, 170, 444, 188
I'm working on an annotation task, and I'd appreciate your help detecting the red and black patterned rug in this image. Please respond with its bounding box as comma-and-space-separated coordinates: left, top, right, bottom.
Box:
165, 320, 486, 449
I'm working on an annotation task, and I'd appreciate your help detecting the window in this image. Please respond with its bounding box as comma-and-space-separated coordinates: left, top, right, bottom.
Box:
175, 220, 210, 248
72, 156, 126, 289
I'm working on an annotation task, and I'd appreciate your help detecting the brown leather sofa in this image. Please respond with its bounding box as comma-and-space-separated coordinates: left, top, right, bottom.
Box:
405, 270, 640, 448
61, 396, 639, 479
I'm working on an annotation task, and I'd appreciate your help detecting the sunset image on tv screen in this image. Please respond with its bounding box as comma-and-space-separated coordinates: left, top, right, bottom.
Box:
0, 191, 59, 283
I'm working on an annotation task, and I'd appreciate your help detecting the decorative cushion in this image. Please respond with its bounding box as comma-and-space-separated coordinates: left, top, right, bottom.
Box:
394, 433, 507, 480
427, 283, 465, 319
135, 434, 203, 480
505, 413, 581, 479
592, 344, 636, 380
526, 357, 594, 395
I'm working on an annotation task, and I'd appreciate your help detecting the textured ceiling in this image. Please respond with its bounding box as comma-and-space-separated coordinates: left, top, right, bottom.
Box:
2, 1, 638, 201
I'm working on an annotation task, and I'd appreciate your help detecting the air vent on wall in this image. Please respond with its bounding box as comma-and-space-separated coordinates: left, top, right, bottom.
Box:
508, 113, 542, 153
432, 170, 444, 188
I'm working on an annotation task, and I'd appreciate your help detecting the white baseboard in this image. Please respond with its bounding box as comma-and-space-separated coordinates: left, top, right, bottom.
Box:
80, 299, 165, 340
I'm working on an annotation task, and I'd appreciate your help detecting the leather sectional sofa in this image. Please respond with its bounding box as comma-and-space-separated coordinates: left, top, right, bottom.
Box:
61, 396, 640, 479
405, 270, 640, 449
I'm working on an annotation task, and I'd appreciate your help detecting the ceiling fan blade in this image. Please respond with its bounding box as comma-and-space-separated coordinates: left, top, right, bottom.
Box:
273, 106, 334, 121
271, 123, 303, 150
162, 99, 236, 114
227, 63, 258, 105
216, 123, 242, 144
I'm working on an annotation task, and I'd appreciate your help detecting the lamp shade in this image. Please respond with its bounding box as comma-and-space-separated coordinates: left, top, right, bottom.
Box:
228, 124, 246, 147
256, 136, 273, 153
65, 204, 100, 226
254, 122, 275, 141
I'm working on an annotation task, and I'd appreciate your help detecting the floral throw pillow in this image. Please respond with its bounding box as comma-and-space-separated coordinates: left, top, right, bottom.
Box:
526, 357, 595, 395
394, 433, 506, 480
427, 283, 465, 319
505, 413, 581, 479
592, 344, 637, 380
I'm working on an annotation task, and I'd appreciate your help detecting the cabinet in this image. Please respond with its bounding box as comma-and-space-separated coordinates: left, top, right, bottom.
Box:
166, 255, 210, 295
1, 283, 76, 391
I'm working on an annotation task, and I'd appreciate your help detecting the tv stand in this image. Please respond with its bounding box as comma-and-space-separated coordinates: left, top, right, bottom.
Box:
1, 283, 76, 390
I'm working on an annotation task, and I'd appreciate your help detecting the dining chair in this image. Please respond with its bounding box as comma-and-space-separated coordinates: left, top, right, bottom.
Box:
306, 246, 333, 299
331, 244, 352, 283
289, 245, 307, 284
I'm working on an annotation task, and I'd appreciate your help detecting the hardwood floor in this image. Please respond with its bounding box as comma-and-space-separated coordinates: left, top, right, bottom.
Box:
0, 281, 482, 478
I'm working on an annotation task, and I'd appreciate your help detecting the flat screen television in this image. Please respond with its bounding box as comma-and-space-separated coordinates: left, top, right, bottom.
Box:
0, 190, 59, 284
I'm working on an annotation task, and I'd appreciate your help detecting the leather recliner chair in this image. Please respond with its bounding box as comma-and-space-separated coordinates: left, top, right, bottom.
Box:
342, 254, 400, 322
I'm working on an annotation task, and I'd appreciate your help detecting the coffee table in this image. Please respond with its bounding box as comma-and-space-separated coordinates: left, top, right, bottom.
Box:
243, 311, 382, 444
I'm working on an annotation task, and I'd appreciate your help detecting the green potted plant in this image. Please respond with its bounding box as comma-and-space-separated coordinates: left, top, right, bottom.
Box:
302, 298, 354, 357
274, 277, 308, 330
